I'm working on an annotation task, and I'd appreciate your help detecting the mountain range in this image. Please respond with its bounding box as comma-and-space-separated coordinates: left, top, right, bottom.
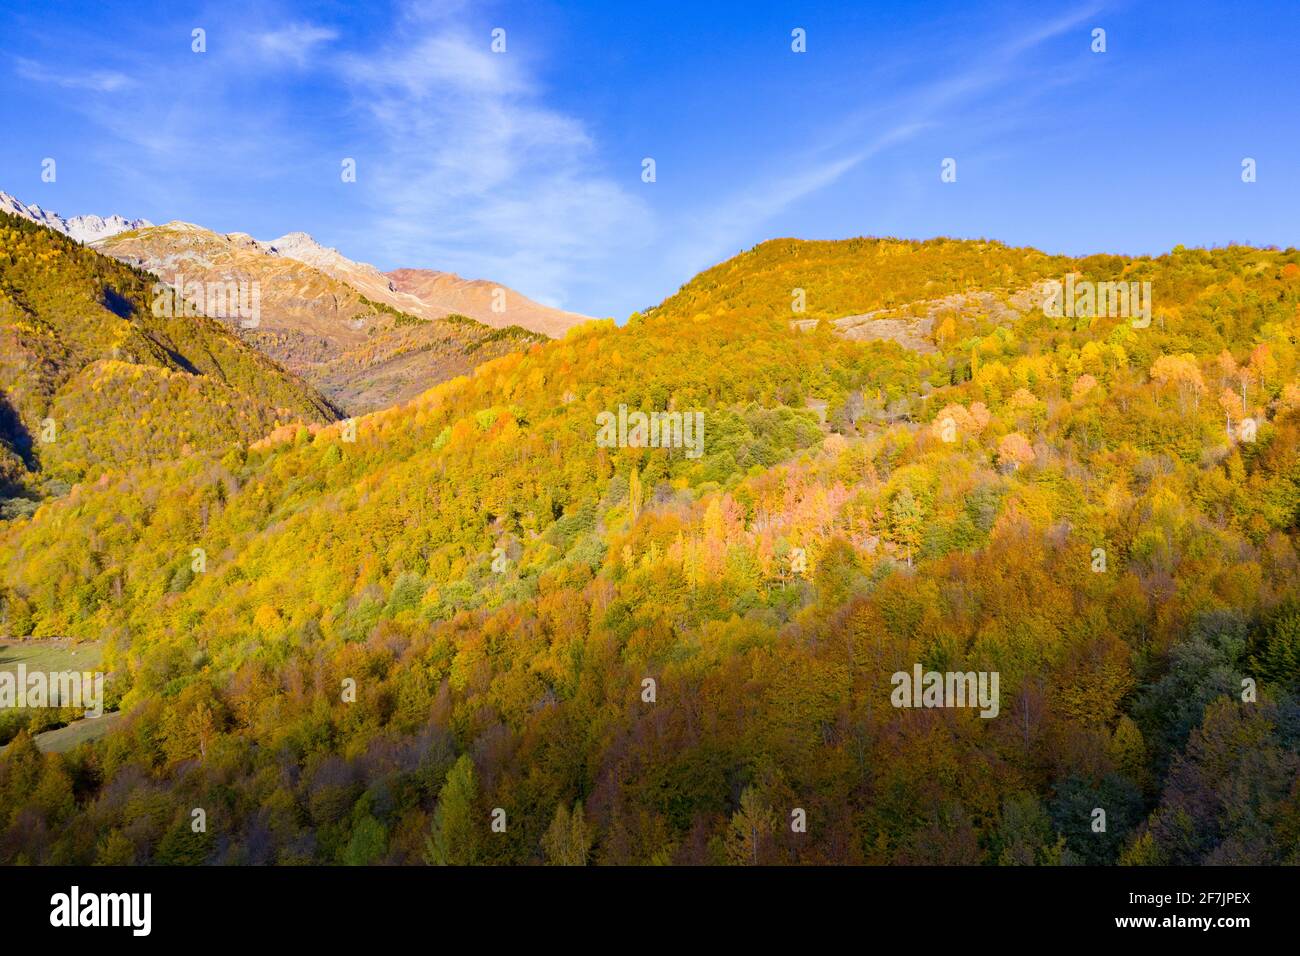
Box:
0, 192, 594, 415
0, 190, 152, 244
0, 208, 336, 505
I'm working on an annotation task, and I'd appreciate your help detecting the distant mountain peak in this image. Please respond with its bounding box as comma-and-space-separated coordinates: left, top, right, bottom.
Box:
266, 230, 323, 250
263, 230, 406, 299
264, 230, 360, 270
0, 188, 151, 244
386, 267, 592, 337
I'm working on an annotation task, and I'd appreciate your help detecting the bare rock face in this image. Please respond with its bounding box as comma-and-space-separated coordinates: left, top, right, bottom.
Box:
792, 286, 1040, 354
387, 267, 593, 338
264, 233, 594, 338
93, 222, 543, 415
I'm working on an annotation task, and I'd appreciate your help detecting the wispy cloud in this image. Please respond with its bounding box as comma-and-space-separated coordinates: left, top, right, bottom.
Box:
255, 23, 339, 68
8, 17, 333, 218
339, 27, 652, 310
666, 3, 1107, 279
15, 56, 135, 92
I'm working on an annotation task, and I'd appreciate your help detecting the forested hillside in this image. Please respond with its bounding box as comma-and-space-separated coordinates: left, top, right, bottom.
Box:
0, 236, 1296, 866
647, 237, 1070, 323
0, 212, 337, 512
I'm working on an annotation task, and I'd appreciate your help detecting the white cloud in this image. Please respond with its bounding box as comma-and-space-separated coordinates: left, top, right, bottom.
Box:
15, 57, 135, 92
340, 27, 652, 310
256, 23, 339, 68
664, 3, 1106, 282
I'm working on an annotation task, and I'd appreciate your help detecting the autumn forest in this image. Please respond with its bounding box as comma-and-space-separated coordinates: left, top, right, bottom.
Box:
0, 213, 1298, 867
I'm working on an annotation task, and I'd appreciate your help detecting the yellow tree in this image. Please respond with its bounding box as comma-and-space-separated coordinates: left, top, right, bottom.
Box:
629, 467, 643, 522
1150, 354, 1205, 413
726, 786, 776, 865
541, 801, 593, 865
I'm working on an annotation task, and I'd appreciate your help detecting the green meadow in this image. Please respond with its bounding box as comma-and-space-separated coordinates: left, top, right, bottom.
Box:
0, 641, 114, 752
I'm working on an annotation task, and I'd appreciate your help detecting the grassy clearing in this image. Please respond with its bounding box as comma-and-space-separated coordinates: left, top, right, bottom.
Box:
32, 711, 124, 753
0, 640, 103, 675
0, 640, 117, 752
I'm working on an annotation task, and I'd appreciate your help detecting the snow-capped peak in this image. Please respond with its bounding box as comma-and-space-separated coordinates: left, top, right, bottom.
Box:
66, 213, 152, 243
0, 189, 151, 243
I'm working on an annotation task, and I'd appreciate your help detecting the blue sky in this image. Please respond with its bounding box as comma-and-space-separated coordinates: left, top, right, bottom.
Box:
1, 0, 1297, 318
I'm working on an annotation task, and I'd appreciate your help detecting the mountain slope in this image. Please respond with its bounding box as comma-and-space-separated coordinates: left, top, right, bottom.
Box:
648, 236, 1069, 324
387, 267, 593, 338
264, 232, 594, 339
0, 210, 337, 501
0, 237, 1297, 866
96, 223, 548, 414
262, 232, 434, 317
